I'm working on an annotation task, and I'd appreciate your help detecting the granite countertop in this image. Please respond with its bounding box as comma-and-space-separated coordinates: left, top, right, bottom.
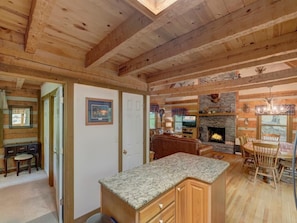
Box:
99, 152, 229, 210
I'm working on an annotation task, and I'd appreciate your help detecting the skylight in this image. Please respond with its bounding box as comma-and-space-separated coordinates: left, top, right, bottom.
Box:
137, 0, 178, 15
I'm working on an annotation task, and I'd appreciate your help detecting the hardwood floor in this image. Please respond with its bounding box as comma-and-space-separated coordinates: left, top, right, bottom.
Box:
219, 152, 297, 223
1, 154, 296, 222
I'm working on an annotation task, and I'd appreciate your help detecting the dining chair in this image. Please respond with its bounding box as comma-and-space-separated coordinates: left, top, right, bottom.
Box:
239, 136, 255, 169
252, 142, 280, 189
261, 133, 280, 142
278, 159, 297, 182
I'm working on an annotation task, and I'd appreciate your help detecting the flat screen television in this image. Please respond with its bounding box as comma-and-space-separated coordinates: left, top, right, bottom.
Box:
182, 115, 197, 128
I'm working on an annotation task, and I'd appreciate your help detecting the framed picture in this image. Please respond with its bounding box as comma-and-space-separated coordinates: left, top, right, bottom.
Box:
86, 98, 113, 125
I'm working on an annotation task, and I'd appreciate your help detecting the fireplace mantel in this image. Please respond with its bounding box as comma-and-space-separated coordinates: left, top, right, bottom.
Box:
198, 112, 236, 117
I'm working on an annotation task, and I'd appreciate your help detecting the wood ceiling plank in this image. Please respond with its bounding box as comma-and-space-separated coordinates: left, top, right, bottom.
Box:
119, 0, 297, 77
147, 31, 297, 85
25, 0, 56, 53
85, 0, 204, 68
0, 80, 41, 90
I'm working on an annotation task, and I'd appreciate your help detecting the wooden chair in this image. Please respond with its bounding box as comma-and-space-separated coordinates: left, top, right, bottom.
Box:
239, 136, 255, 169
278, 159, 297, 182
252, 142, 280, 189
261, 133, 280, 142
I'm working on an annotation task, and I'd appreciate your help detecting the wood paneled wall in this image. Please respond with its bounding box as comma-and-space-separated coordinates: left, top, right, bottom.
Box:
237, 90, 297, 142
0, 87, 40, 173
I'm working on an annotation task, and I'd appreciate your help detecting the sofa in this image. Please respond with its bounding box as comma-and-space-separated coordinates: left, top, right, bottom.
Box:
150, 134, 213, 159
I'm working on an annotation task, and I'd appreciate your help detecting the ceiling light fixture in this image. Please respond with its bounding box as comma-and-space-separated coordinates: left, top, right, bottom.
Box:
255, 86, 295, 115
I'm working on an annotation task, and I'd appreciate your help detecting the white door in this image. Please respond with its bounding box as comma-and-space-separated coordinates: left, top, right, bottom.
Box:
53, 86, 64, 223
122, 93, 144, 171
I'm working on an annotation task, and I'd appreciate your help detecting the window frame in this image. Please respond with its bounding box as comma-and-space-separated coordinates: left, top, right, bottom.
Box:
149, 111, 157, 130
174, 115, 183, 133
256, 115, 293, 142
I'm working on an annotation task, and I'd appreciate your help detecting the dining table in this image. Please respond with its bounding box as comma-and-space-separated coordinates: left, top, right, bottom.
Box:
244, 140, 296, 183
243, 140, 296, 159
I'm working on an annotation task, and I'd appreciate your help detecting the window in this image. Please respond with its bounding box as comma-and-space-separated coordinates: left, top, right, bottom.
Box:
174, 115, 183, 133
258, 115, 292, 142
149, 112, 156, 129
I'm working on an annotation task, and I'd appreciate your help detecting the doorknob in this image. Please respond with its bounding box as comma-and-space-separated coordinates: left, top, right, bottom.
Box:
123, 149, 127, 155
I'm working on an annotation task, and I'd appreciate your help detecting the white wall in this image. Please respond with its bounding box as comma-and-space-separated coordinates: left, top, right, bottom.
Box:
43, 99, 49, 175
73, 84, 119, 218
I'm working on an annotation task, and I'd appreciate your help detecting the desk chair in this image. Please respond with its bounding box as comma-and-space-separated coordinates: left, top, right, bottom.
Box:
14, 153, 33, 176
253, 142, 280, 189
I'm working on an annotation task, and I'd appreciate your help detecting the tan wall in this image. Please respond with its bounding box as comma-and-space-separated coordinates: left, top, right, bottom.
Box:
0, 87, 40, 173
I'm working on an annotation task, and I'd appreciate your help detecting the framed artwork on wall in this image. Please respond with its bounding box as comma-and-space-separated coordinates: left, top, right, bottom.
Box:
86, 98, 113, 125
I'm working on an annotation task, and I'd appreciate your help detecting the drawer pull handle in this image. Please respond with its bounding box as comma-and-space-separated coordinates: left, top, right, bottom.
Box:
159, 203, 163, 209
159, 220, 163, 223
177, 187, 181, 191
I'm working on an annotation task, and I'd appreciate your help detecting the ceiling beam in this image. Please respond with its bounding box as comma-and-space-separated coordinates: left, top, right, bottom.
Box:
24, 0, 56, 53
85, 11, 152, 68
119, 0, 297, 77
150, 67, 297, 96
147, 32, 297, 86
85, 0, 204, 68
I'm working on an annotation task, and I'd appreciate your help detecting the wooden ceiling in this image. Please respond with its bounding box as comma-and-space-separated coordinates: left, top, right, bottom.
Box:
0, 0, 297, 97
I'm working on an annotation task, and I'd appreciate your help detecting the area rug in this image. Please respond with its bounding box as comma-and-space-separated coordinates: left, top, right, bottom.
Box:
26, 212, 58, 223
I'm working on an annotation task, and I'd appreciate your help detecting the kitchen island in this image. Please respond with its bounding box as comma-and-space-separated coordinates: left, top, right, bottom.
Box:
99, 152, 229, 223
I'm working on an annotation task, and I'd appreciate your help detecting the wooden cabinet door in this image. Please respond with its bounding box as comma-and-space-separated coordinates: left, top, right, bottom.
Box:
175, 181, 188, 223
187, 179, 209, 223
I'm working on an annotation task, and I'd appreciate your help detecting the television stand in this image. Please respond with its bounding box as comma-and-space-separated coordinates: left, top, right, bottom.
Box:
182, 127, 197, 139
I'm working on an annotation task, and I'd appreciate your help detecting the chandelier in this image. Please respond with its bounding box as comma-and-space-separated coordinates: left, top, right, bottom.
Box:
255, 87, 295, 115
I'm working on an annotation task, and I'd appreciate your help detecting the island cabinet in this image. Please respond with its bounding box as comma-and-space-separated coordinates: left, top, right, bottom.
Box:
99, 153, 229, 223
101, 173, 226, 223
175, 180, 187, 222
101, 186, 175, 223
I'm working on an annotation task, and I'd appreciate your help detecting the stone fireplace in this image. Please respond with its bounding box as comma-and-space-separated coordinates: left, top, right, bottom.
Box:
199, 92, 236, 153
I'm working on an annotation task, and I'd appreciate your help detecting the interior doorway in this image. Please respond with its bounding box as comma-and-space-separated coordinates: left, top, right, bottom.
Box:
42, 85, 64, 223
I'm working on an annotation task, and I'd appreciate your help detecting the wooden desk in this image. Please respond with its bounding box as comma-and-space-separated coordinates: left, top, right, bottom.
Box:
3, 142, 41, 177
244, 140, 295, 159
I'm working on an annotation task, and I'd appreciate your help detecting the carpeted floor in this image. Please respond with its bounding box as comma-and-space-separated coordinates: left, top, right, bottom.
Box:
0, 170, 58, 223
0, 169, 48, 189
26, 211, 58, 223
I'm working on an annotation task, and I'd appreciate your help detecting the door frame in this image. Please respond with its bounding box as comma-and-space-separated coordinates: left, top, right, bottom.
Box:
40, 82, 74, 223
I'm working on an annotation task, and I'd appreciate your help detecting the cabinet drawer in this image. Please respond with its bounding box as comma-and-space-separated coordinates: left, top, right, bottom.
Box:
27, 144, 38, 153
147, 202, 175, 223
5, 148, 16, 156
16, 146, 27, 153
139, 189, 175, 223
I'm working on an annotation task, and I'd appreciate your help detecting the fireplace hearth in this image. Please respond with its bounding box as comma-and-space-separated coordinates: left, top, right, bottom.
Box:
208, 127, 225, 144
